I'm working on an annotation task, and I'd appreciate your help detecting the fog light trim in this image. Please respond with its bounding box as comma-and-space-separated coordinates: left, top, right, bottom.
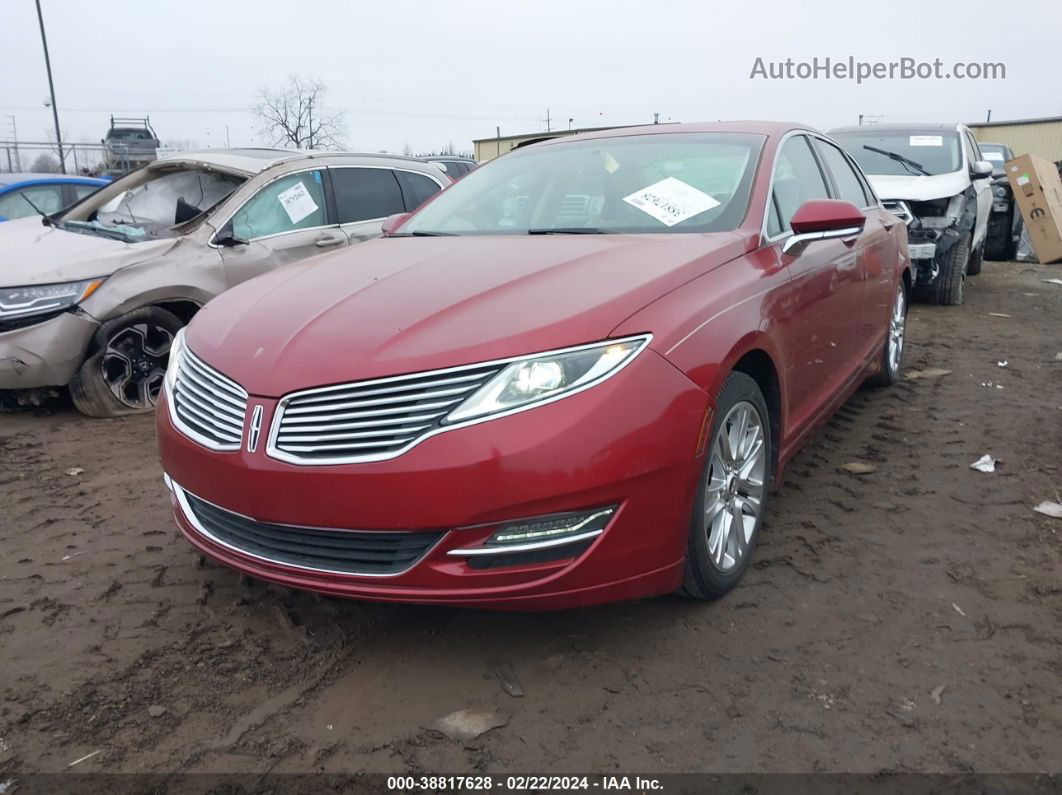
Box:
448, 507, 615, 557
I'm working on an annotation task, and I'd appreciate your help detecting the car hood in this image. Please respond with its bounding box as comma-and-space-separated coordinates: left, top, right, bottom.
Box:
867, 172, 970, 203
187, 232, 749, 397
1, 218, 178, 286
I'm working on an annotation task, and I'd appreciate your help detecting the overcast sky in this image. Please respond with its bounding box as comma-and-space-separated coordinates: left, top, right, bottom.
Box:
1, 0, 1057, 157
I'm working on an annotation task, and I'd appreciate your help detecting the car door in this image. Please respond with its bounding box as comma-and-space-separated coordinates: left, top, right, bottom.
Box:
764, 134, 865, 437
962, 128, 992, 249
814, 137, 899, 357
218, 168, 345, 288
330, 166, 408, 244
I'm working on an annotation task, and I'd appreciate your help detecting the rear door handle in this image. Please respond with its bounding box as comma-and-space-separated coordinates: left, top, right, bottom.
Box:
314, 235, 344, 248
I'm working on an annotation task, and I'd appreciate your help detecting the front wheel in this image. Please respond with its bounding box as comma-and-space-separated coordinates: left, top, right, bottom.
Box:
69, 307, 184, 418
680, 372, 772, 600
866, 282, 907, 387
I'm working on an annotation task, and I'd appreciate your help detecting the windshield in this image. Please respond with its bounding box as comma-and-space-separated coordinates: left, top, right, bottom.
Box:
60, 167, 245, 241
831, 131, 962, 177
401, 133, 763, 236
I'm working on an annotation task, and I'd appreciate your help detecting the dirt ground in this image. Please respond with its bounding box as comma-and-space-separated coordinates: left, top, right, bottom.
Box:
1, 260, 1060, 780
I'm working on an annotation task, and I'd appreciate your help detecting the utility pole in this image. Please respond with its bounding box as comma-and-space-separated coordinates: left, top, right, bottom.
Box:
858, 114, 864, 126
543, 108, 552, 132
226, 125, 231, 148
653, 112, 660, 125
986, 109, 992, 122
6, 116, 17, 171
35, 0, 65, 173
307, 97, 314, 150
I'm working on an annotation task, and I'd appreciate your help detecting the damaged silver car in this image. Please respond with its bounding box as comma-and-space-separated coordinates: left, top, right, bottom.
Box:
830, 123, 993, 305
0, 148, 449, 416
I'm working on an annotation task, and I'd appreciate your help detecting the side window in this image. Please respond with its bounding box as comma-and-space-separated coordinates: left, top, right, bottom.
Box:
815, 140, 869, 206
74, 184, 101, 201
770, 136, 830, 234
331, 168, 405, 223
231, 171, 327, 240
396, 170, 443, 211
0, 185, 64, 219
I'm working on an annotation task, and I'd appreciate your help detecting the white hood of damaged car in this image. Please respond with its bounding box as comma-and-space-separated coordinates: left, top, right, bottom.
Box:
866, 172, 970, 203
0, 217, 178, 287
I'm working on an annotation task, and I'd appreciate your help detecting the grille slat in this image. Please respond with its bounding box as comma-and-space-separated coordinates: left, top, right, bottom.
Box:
270, 364, 504, 463
284, 384, 477, 415
290, 371, 491, 406
183, 490, 441, 575
279, 399, 463, 425
172, 348, 248, 450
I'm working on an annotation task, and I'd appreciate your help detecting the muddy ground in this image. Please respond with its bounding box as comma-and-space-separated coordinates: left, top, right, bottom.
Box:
1, 260, 1060, 780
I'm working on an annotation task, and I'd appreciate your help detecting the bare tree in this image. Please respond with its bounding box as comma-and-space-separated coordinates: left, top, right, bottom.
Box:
30, 153, 60, 173
252, 75, 346, 150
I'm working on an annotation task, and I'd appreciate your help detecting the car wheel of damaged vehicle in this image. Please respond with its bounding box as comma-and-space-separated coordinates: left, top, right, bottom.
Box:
70, 307, 184, 417
966, 243, 983, 276
681, 372, 772, 600
929, 233, 970, 306
867, 282, 907, 387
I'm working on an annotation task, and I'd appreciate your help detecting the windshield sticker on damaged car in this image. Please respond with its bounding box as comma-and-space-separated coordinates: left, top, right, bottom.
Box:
623, 177, 721, 227
909, 135, 943, 147
277, 181, 319, 225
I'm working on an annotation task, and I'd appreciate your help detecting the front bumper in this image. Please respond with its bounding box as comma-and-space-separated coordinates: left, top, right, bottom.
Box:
0, 311, 98, 389
157, 349, 709, 610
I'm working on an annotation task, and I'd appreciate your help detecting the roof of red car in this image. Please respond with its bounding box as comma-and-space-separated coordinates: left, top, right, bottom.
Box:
531, 120, 814, 147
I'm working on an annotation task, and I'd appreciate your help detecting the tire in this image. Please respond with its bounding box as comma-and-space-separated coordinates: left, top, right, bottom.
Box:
680, 372, 772, 600
69, 307, 184, 418
967, 243, 983, 276
928, 233, 970, 306
984, 213, 1010, 261
866, 282, 907, 387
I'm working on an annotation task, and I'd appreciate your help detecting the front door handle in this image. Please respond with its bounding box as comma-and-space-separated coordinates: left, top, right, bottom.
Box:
314, 235, 344, 248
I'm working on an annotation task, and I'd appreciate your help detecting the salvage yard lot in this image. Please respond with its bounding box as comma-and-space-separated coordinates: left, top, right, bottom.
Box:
1, 261, 1059, 775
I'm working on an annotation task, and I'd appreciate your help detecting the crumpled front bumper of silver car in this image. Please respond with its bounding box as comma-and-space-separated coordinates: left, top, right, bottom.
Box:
0, 311, 99, 389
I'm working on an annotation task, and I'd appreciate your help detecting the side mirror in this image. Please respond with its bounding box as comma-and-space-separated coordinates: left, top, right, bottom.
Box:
782, 199, 865, 255
214, 223, 248, 247
381, 212, 411, 236
970, 160, 994, 180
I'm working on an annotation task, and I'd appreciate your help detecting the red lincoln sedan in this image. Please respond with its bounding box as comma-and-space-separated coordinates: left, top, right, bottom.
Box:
156, 122, 910, 610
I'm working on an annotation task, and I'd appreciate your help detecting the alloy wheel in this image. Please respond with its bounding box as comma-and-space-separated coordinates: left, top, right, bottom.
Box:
888, 286, 906, 375
101, 323, 173, 409
704, 401, 767, 572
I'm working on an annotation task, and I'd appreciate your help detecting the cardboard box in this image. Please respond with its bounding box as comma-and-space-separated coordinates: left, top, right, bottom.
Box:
1005, 154, 1062, 264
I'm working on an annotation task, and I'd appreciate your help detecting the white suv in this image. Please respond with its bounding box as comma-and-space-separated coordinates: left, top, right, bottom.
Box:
830, 123, 994, 305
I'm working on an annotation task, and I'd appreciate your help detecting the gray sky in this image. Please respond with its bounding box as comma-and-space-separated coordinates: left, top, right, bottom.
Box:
1, 0, 1058, 156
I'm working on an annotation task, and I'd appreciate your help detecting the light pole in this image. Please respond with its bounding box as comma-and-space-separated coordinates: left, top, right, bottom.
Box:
35, 0, 65, 173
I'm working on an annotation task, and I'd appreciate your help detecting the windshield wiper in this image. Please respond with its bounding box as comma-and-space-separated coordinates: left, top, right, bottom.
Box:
405, 230, 457, 236
527, 227, 608, 235
60, 221, 134, 242
863, 145, 931, 177
21, 193, 56, 227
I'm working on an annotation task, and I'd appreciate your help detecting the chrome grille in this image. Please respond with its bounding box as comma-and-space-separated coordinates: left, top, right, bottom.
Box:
269, 363, 503, 464
171, 348, 248, 450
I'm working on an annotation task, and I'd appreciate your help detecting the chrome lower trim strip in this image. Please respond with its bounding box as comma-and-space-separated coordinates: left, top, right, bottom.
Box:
446, 528, 603, 556
167, 477, 441, 579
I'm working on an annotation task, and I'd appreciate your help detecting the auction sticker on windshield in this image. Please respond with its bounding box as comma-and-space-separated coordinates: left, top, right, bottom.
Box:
623, 177, 720, 227
277, 181, 319, 225
909, 135, 943, 147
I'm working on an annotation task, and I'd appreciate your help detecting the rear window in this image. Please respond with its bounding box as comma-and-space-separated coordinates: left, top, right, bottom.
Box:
331, 167, 405, 223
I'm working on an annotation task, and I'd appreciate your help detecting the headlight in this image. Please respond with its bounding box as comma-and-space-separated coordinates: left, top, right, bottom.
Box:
0, 279, 103, 321
164, 327, 186, 393
445, 335, 650, 424
993, 186, 1008, 198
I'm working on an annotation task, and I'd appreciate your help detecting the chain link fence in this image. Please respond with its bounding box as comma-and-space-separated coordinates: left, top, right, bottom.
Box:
0, 140, 153, 177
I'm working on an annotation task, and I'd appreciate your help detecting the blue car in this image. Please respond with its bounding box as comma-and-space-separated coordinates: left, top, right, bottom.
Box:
0, 173, 110, 222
